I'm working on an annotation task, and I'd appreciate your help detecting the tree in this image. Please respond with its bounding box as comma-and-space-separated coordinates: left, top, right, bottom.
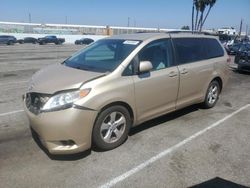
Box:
201, 0, 216, 30
191, 0, 195, 32
194, 0, 201, 32
192, 0, 217, 32
181, 25, 190, 30
197, 0, 206, 32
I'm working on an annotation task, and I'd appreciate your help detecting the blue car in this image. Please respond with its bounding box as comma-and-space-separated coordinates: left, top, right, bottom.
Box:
0, 35, 17, 45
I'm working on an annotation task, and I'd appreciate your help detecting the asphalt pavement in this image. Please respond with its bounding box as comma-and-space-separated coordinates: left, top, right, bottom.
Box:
0, 44, 249, 188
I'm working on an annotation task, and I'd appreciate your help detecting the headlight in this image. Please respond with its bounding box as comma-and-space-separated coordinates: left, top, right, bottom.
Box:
42, 89, 91, 111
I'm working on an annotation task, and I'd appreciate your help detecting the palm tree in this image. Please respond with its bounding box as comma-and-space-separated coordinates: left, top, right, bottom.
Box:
197, 0, 206, 32
200, 0, 216, 30
192, 0, 196, 32
192, 0, 217, 32
194, 0, 200, 31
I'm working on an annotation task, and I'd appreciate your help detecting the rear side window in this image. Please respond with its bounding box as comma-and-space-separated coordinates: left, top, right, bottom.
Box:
173, 38, 224, 65
204, 38, 224, 58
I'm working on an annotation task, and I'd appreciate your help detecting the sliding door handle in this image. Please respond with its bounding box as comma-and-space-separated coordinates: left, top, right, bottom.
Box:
180, 68, 188, 74
169, 71, 178, 77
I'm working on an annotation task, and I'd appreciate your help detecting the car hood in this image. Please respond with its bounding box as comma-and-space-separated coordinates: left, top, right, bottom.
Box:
27, 63, 106, 94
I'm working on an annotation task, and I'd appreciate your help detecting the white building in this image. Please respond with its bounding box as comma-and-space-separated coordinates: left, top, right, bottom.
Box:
217, 27, 237, 35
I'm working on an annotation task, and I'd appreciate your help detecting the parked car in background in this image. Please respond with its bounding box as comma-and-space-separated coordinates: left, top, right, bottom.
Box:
226, 43, 242, 55
24, 33, 229, 155
38, 35, 65, 45
235, 43, 250, 71
75, 38, 94, 45
17, 37, 38, 44
0, 35, 17, 45
219, 34, 234, 45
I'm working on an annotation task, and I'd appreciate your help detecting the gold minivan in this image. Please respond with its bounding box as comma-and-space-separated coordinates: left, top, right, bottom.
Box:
24, 33, 230, 154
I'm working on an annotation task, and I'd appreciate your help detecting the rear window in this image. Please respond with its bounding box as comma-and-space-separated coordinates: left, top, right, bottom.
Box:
173, 38, 224, 64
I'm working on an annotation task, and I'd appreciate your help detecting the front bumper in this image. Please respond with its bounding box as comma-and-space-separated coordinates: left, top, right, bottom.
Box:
237, 59, 250, 71
24, 101, 98, 154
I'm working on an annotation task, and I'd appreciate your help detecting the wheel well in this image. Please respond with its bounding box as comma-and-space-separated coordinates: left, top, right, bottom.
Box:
99, 102, 134, 124
212, 77, 223, 92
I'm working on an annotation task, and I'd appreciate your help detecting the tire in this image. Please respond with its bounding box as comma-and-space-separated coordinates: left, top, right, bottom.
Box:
92, 105, 131, 150
7, 41, 14, 45
202, 80, 221, 109
237, 65, 242, 71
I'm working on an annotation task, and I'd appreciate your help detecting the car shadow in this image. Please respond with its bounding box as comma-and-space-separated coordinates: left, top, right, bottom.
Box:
188, 177, 248, 188
129, 104, 200, 136
31, 128, 91, 161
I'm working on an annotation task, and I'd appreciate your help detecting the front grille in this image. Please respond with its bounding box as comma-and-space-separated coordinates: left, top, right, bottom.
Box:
26, 93, 50, 114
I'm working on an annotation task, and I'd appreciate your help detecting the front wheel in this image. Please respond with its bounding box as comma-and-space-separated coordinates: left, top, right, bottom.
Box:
7, 41, 14, 45
92, 106, 131, 150
202, 80, 221, 109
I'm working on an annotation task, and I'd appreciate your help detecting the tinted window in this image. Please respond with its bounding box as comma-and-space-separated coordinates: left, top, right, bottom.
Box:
204, 38, 224, 58
173, 38, 224, 65
64, 39, 141, 73
138, 39, 173, 71
173, 38, 206, 64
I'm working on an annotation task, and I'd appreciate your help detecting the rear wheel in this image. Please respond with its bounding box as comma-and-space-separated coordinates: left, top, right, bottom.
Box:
92, 105, 131, 150
7, 40, 14, 45
202, 80, 220, 108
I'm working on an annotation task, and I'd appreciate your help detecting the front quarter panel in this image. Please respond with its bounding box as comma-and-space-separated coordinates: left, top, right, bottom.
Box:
74, 74, 136, 123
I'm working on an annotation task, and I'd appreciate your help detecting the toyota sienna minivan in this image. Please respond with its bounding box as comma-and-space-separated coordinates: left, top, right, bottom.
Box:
24, 33, 230, 154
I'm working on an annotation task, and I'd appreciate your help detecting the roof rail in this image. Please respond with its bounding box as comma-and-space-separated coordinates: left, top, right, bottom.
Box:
166, 30, 217, 36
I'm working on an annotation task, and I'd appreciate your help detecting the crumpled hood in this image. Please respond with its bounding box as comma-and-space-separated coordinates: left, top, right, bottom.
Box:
27, 63, 105, 94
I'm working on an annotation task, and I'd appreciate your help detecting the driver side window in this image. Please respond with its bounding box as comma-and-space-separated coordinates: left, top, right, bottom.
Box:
138, 39, 173, 71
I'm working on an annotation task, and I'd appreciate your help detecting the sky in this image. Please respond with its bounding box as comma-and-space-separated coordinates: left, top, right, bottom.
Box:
0, 0, 249, 31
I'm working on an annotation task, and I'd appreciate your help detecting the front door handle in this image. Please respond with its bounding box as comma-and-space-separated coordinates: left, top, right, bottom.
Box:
169, 71, 178, 77
180, 68, 188, 74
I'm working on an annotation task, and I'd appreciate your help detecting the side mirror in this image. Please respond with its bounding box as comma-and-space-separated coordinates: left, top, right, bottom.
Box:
139, 61, 153, 73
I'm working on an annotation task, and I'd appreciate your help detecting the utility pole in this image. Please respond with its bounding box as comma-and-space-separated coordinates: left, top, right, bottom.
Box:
127, 17, 130, 27
134, 19, 136, 27
65, 16, 68, 24
246, 24, 248, 36
28, 13, 31, 23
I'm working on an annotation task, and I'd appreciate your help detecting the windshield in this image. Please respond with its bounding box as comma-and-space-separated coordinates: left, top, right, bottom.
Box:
64, 39, 141, 73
